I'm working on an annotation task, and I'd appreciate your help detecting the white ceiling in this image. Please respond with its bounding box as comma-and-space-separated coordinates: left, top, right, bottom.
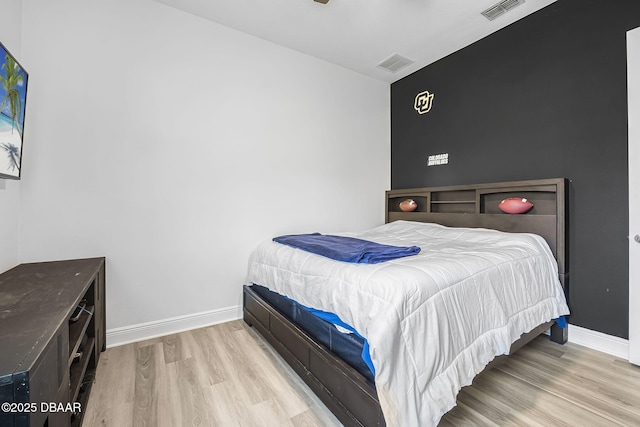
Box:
154, 0, 556, 84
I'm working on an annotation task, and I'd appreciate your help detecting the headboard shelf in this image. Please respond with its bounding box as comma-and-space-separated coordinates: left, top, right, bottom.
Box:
431, 200, 476, 204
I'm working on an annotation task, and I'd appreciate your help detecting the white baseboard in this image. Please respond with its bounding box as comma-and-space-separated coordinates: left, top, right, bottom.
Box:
106, 305, 243, 348
568, 324, 629, 360
106, 308, 630, 362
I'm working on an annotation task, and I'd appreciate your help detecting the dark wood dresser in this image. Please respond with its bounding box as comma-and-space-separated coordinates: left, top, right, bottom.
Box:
0, 258, 106, 427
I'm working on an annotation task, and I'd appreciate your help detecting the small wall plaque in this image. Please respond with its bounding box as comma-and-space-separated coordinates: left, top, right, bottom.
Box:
414, 90, 434, 114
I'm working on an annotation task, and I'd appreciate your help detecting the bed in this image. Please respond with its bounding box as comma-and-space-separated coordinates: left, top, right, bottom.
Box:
243, 178, 570, 427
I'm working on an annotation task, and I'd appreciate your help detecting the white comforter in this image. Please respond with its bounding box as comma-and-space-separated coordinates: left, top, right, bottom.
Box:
245, 221, 570, 427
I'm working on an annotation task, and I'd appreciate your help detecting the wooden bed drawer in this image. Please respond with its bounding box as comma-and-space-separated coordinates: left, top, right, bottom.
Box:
309, 351, 384, 427
244, 289, 270, 329
243, 285, 384, 427
245, 287, 310, 366
270, 316, 310, 366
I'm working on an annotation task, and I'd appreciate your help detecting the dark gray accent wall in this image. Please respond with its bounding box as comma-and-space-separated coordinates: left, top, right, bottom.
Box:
391, 0, 640, 339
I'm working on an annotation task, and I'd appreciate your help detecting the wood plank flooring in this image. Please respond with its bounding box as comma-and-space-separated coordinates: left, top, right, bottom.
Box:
83, 320, 640, 426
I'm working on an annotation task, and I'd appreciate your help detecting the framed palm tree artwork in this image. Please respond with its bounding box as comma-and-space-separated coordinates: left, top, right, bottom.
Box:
0, 41, 28, 180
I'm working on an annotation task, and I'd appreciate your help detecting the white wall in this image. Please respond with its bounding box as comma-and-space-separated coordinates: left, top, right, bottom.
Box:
19, 0, 390, 342
0, 0, 23, 273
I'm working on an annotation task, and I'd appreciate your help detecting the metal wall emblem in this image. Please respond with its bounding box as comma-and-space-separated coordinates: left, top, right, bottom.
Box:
414, 90, 434, 114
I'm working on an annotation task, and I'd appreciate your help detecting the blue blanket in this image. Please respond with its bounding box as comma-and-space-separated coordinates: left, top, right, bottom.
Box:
273, 233, 421, 264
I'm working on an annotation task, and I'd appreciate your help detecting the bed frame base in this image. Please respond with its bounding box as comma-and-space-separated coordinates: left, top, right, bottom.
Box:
244, 285, 385, 427
550, 322, 568, 344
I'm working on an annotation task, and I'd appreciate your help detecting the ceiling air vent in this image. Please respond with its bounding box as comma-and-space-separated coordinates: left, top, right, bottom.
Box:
377, 54, 414, 73
482, 0, 525, 21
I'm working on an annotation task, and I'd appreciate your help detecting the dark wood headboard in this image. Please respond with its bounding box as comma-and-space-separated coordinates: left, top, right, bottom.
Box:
386, 178, 569, 288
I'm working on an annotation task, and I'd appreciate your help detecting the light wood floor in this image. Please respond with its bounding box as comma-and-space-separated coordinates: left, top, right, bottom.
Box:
83, 320, 640, 426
